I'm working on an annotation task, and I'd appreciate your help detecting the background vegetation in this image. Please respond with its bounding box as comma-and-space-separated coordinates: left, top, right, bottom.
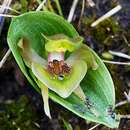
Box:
0, 0, 130, 130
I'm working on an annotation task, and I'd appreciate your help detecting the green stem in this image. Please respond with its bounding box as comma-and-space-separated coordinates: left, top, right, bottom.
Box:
54, 0, 63, 16
20, 0, 28, 13
47, 0, 56, 13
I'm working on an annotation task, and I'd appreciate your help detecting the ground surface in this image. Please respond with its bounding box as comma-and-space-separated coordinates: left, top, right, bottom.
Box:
0, 0, 130, 130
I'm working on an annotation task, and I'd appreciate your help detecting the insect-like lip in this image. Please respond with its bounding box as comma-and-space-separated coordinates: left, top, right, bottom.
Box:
47, 59, 71, 78
47, 52, 71, 80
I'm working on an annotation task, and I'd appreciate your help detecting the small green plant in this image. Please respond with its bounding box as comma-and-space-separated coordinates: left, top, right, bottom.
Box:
7, 11, 120, 128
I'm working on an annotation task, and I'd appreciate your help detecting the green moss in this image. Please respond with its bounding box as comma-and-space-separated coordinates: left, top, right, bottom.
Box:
81, 17, 95, 27
91, 18, 120, 45
0, 96, 39, 130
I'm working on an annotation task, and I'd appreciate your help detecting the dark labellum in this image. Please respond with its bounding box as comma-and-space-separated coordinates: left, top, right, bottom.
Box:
47, 59, 71, 78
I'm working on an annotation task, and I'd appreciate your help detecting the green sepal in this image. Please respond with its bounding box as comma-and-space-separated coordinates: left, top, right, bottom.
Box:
43, 34, 83, 52
66, 44, 98, 70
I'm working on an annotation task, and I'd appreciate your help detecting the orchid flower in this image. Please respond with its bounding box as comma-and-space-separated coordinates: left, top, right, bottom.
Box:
17, 33, 98, 118
7, 11, 119, 128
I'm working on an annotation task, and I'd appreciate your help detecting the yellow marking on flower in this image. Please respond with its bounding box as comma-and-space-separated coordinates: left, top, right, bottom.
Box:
42, 34, 83, 52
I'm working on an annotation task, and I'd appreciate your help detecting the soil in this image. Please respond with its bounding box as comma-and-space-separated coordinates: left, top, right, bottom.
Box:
0, 0, 130, 130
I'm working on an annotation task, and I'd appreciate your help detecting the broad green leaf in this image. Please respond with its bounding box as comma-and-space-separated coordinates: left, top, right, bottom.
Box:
7, 11, 119, 128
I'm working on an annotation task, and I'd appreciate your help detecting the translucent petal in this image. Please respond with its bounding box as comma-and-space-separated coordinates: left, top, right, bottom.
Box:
66, 44, 98, 70
37, 80, 51, 118
18, 39, 47, 68
73, 86, 86, 101
41, 85, 51, 119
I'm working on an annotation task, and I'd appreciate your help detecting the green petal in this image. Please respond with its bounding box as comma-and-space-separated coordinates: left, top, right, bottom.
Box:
18, 38, 47, 68
32, 60, 87, 98
29, 70, 51, 119
73, 86, 86, 101
66, 44, 98, 70
43, 34, 83, 52
39, 82, 51, 119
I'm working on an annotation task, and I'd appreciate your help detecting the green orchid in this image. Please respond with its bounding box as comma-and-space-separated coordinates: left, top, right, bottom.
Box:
18, 34, 98, 118
7, 11, 120, 128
